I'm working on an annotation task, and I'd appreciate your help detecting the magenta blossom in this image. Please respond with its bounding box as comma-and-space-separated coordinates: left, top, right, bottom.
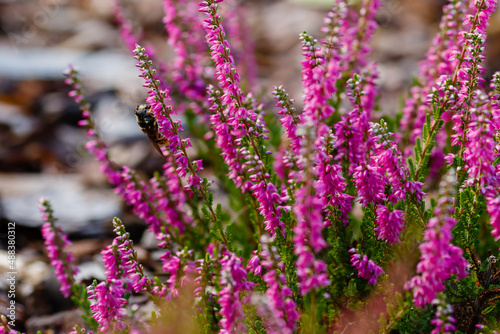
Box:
218, 251, 255, 334
247, 236, 300, 333
88, 280, 127, 333
349, 248, 384, 285
39, 198, 78, 298
374, 205, 405, 245
406, 170, 468, 307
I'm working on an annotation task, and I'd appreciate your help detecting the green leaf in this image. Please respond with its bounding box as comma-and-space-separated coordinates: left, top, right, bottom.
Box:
415, 138, 423, 164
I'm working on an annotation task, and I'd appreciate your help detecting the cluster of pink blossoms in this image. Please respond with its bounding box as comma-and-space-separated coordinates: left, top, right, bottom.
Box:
218, 251, 255, 333
399, 0, 467, 152
334, 75, 371, 172
63, 66, 121, 186
485, 73, 500, 240
430, 295, 457, 334
354, 122, 424, 244
348, 248, 385, 285
406, 170, 468, 307
39, 198, 78, 298
87, 218, 155, 332
200, 0, 286, 234
162, 0, 208, 105
274, 85, 302, 181
64, 65, 186, 238
160, 248, 197, 300
87, 280, 127, 333
134, 45, 204, 191
247, 236, 300, 333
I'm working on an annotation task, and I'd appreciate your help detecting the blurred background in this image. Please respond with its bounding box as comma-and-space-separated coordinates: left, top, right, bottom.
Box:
1, 0, 500, 332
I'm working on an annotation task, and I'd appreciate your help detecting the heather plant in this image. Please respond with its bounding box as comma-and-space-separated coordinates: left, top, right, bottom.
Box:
4, 0, 499, 333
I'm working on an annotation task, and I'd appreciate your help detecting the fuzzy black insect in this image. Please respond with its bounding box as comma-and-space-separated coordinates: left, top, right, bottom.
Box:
135, 104, 168, 157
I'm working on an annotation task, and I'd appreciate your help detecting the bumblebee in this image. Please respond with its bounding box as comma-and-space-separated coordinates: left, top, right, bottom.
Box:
135, 104, 168, 157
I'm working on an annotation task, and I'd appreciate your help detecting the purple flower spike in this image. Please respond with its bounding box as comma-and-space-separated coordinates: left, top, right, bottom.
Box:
88, 280, 127, 333
248, 236, 300, 333
399, 0, 467, 151
335, 74, 373, 173
430, 295, 457, 334
349, 248, 384, 285
162, 0, 208, 107
218, 252, 255, 334
201, 0, 284, 234
367, 121, 425, 205
406, 170, 469, 307
39, 198, 78, 298
374, 205, 405, 245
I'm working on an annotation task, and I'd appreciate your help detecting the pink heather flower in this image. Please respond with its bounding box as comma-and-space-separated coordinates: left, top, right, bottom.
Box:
154, 157, 194, 233
274, 86, 302, 160
113, 0, 146, 55
300, 32, 334, 121
246, 251, 262, 277
292, 101, 350, 295
273, 86, 303, 194
345, 0, 381, 72
221, 0, 258, 91
113, 0, 170, 93
201, 1, 284, 234
349, 248, 384, 285
407, 212, 468, 307
315, 124, 353, 223
320, 0, 347, 86
321, 0, 380, 97
100, 235, 147, 294
134, 44, 204, 192
353, 163, 386, 207
374, 205, 405, 245
355, 121, 424, 226
334, 74, 372, 172
406, 170, 468, 307
106, 218, 151, 294
101, 239, 130, 281
430, 295, 457, 334
116, 166, 163, 234
247, 236, 300, 333
399, 0, 466, 151
450, 0, 496, 151
218, 252, 255, 334
88, 280, 127, 333
292, 128, 351, 295
320, 0, 347, 50
463, 98, 497, 189
64, 66, 137, 206
207, 85, 245, 189
63, 66, 120, 183
451, 33, 487, 149
483, 72, 500, 240
39, 198, 78, 298
369, 121, 424, 204
160, 250, 182, 299
65, 65, 188, 238
487, 194, 500, 241
160, 247, 197, 300
293, 185, 330, 295
162, 0, 208, 105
